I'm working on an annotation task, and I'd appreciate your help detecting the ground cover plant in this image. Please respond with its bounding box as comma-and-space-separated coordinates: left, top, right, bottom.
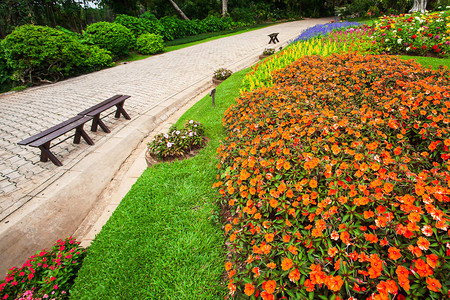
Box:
290, 21, 362, 43
369, 10, 450, 57
0, 237, 86, 299
70, 69, 250, 299
215, 53, 450, 299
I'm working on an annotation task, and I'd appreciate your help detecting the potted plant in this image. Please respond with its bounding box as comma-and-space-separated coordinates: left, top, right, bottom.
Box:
146, 120, 206, 167
259, 48, 275, 59
212, 68, 232, 85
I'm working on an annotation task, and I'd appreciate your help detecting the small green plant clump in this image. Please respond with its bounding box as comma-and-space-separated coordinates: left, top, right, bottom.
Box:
147, 120, 205, 160
84, 22, 134, 58
136, 33, 164, 55
0, 237, 87, 299
213, 68, 232, 80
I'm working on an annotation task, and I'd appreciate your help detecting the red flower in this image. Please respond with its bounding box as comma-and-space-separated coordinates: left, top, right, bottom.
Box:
412, 34, 417, 39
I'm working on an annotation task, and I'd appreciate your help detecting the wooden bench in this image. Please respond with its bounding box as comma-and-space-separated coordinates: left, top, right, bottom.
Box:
78, 94, 131, 133
268, 33, 280, 44
18, 94, 131, 166
18, 115, 94, 166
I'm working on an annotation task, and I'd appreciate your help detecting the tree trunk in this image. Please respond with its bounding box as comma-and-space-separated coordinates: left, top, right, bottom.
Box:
222, 0, 228, 17
410, 0, 427, 12
168, 0, 189, 20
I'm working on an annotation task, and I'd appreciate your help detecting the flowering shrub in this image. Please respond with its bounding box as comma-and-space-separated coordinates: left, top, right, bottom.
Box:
290, 21, 362, 43
242, 27, 371, 91
147, 120, 205, 160
369, 11, 450, 57
214, 53, 450, 299
213, 68, 233, 80
0, 237, 86, 299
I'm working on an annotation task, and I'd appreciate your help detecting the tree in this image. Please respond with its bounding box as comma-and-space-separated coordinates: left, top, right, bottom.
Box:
167, 0, 189, 20
222, 0, 227, 16
410, 0, 427, 12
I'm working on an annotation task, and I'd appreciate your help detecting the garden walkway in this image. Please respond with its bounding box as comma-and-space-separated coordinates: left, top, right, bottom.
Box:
0, 17, 332, 274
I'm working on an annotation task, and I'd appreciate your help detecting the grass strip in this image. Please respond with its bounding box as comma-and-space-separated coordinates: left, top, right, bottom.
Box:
400, 55, 450, 70
70, 68, 249, 300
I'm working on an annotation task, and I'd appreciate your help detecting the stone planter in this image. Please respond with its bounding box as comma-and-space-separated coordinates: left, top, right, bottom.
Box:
212, 77, 225, 85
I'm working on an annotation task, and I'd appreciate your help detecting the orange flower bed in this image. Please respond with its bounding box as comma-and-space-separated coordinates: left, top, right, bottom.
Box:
214, 53, 450, 299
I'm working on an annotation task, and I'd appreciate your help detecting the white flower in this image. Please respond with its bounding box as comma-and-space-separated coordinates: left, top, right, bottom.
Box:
167, 142, 173, 148
397, 38, 402, 44
189, 120, 194, 124
164, 133, 169, 139
385, 38, 390, 42
176, 130, 180, 135
181, 136, 185, 139
189, 132, 193, 137
406, 47, 410, 51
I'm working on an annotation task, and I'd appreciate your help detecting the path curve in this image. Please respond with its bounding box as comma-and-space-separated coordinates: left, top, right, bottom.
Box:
0, 18, 333, 274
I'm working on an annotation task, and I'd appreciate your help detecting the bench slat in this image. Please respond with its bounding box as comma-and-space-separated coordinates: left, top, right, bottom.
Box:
18, 115, 84, 146
78, 94, 123, 116
29, 116, 93, 147
84, 95, 130, 117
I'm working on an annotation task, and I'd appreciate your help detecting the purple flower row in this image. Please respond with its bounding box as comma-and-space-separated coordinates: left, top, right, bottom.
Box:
290, 21, 362, 44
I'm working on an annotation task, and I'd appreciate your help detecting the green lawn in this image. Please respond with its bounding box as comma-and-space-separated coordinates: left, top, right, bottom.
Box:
400, 55, 450, 70
70, 69, 248, 299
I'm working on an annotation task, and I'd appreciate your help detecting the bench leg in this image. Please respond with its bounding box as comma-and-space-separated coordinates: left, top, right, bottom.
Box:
39, 142, 62, 167
115, 102, 131, 120
75, 124, 94, 145
91, 114, 110, 133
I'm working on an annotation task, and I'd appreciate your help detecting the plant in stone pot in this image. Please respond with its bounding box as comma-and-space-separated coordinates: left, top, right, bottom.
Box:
260, 48, 275, 59
146, 120, 205, 165
212, 68, 232, 85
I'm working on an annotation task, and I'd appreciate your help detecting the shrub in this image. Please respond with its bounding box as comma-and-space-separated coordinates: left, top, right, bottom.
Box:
147, 120, 205, 160
84, 22, 134, 58
114, 14, 163, 38
215, 53, 450, 299
1, 24, 113, 85
0, 41, 12, 92
159, 16, 187, 41
213, 68, 232, 80
136, 33, 164, 55
0, 237, 87, 299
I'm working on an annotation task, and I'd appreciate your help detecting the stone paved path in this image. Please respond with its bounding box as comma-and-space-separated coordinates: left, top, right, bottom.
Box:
0, 19, 332, 223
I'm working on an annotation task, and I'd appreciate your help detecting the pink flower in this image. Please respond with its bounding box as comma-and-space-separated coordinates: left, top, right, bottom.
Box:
53, 284, 58, 290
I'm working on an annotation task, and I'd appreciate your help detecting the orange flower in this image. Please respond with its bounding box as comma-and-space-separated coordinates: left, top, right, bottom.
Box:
304, 279, 315, 292
309, 179, 318, 188
355, 153, 364, 161
281, 257, 293, 270
328, 247, 338, 257
367, 141, 378, 150
261, 291, 274, 300
265, 233, 274, 243
269, 199, 278, 208
262, 280, 276, 294
426, 277, 442, 292
427, 254, 438, 269
388, 247, 401, 260
289, 268, 300, 282
267, 262, 276, 269
244, 283, 255, 296
340, 231, 350, 245
225, 224, 232, 232
383, 182, 394, 194
417, 236, 430, 250
225, 262, 232, 271
326, 275, 343, 292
